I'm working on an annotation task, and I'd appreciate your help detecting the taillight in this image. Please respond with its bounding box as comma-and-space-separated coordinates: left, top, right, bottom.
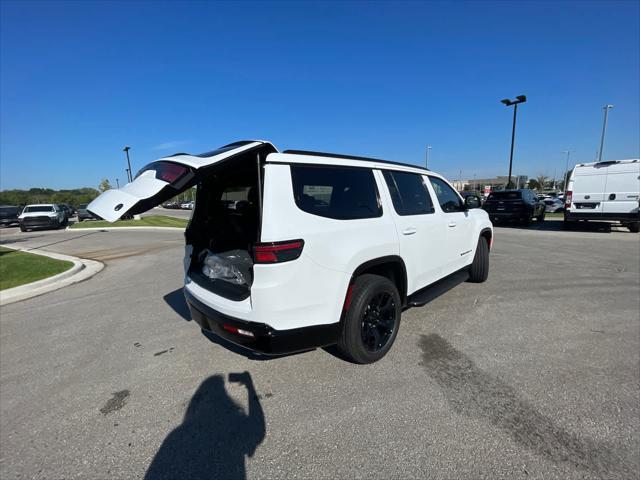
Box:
565, 191, 572, 208
253, 239, 304, 264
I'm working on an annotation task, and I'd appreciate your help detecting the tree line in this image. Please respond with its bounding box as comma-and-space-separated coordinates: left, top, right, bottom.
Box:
0, 187, 101, 207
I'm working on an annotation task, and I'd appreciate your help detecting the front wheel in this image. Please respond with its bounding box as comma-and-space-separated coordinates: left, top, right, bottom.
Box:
537, 211, 545, 222
468, 236, 489, 283
627, 222, 639, 233
337, 274, 401, 364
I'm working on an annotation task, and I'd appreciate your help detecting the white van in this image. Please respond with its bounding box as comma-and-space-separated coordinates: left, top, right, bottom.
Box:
565, 159, 640, 232
88, 141, 493, 363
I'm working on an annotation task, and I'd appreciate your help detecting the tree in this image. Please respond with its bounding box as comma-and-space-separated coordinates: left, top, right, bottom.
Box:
98, 179, 112, 192
527, 179, 540, 190
536, 174, 549, 190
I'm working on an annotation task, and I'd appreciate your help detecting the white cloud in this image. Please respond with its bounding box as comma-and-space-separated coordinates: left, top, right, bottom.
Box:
152, 140, 191, 151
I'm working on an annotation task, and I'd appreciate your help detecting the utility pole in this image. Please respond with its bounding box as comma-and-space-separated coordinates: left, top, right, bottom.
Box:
123, 146, 133, 182
500, 95, 527, 188
425, 145, 432, 169
597, 105, 613, 162
116, 178, 120, 188
562, 150, 574, 194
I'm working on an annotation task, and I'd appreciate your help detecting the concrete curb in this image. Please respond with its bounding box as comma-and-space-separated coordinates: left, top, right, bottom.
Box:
65, 226, 185, 232
0, 247, 104, 306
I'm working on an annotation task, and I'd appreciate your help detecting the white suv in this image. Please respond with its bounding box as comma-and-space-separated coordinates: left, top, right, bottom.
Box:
89, 141, 493, 363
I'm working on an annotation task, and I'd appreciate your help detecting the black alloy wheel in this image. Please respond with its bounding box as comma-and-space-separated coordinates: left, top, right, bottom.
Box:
361, 292, 397, 352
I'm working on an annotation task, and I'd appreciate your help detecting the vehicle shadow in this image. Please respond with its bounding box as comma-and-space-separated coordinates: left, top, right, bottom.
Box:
163, 288, 191, 321
495, 219, 615, 233
418, 334, 629, 477
144, 372, 265, 480
163, 287, 306, 361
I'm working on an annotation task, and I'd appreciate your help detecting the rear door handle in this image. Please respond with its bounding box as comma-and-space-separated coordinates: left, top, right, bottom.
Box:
448, 221, 457, 227
402, 227, 417, 235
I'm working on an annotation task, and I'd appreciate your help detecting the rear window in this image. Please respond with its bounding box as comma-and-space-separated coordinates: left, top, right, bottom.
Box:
382, 171, 434, 215
0, 206, 18, 214
290, 165, 381, 220
78, 204, 88, 209
24, 206, 54, 213
488, 192, 522, 201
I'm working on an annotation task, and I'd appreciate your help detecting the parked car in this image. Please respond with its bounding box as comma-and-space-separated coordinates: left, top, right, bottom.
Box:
460, 191, 483, 205
18, 204, 67, 231
88, 140, 493, 364
564, 159, 639, 232
543, 198, 565, 213
76, 203, 97, 222
482, 189, 545, 225
0, 205, 21, 227
58, 203, 74, 219
162, 202, 181, 209
180, 201, 194, 210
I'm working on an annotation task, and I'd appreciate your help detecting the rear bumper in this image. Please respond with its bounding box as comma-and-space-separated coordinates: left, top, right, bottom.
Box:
484, 211, 529, 220
0, 219, 18, 225
184, 289, 341, 355
565, 211, 639, 222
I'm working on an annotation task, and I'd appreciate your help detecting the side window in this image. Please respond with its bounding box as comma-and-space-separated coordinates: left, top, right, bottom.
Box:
382, 170, 434, 215
290, 165, 381, 220
429, 177, 463, 213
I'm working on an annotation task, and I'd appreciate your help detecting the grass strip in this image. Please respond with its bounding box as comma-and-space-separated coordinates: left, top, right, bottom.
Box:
0, 247, 74, 290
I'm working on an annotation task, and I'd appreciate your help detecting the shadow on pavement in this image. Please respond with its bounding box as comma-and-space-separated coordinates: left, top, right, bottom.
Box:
494, 218, 621, 233
145, 372, 265, 480
163, 288, 191, 321
418, 334, 628, 477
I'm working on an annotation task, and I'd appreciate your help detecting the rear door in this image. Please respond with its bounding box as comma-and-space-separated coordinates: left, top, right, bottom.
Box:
87, 141, 275, 222
570, 165, 606, 215
602, 161, 640, 215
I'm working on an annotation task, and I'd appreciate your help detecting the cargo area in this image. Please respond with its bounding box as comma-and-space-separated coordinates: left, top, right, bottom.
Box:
185, 153, 264, 301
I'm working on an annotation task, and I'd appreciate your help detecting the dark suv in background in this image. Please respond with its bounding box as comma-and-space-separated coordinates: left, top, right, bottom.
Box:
482, 189, 545, 225
0, 205, 21, 227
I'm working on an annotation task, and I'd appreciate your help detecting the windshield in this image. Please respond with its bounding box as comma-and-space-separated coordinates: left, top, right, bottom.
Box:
78, 204, 88, 209
24, 206, 54, 213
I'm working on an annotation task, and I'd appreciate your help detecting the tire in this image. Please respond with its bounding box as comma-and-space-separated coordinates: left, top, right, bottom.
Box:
19, 225, 26, 232
563, 220, 576, 230
522, 214, 532, 226
78, 218, 83, 222
537, 210, 545, 222
337, 274, 401, 364
468, 236, 489, 283
628, 222, 639, 233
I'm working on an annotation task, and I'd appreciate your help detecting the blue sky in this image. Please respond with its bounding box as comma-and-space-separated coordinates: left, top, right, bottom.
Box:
1, 0, 638, 190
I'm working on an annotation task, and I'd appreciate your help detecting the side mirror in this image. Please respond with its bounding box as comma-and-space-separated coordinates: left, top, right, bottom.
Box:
465, 195, 480, 209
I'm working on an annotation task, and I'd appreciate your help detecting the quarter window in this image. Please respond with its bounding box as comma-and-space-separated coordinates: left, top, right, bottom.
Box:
382, 171, 434, 215
429, 177, 463, 213
290, 165, 381, 220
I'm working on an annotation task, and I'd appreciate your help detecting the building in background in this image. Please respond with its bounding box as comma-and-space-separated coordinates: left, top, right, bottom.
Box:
452, 175, 528, 192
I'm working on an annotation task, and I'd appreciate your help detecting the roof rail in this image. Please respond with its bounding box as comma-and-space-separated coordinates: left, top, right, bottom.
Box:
282, 149, 430, 172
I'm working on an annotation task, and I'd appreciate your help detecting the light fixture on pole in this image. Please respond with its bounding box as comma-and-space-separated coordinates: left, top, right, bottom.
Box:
597, 105, 613, 162
123, 146, 133, 183
500, 94, 527, 188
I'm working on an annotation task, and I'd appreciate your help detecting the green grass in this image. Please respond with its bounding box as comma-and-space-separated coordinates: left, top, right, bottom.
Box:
70, 215, 187, 229
0, 247, 74, 291
546, 212, 564, 218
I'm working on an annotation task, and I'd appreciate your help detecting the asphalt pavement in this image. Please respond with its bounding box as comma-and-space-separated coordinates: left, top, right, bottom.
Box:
0, 222, 638, 479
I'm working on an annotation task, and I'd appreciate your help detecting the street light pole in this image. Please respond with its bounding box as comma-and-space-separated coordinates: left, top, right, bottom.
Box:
123, 146, 133, 183
116, 178, 120, 188
597, 104, 613, 162
562, 149, 574, 194
500, 95, 527, 189
425, 145, 432, 169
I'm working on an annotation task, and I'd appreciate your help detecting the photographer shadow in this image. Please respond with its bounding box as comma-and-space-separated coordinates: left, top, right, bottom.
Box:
145, 373, 265, 480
